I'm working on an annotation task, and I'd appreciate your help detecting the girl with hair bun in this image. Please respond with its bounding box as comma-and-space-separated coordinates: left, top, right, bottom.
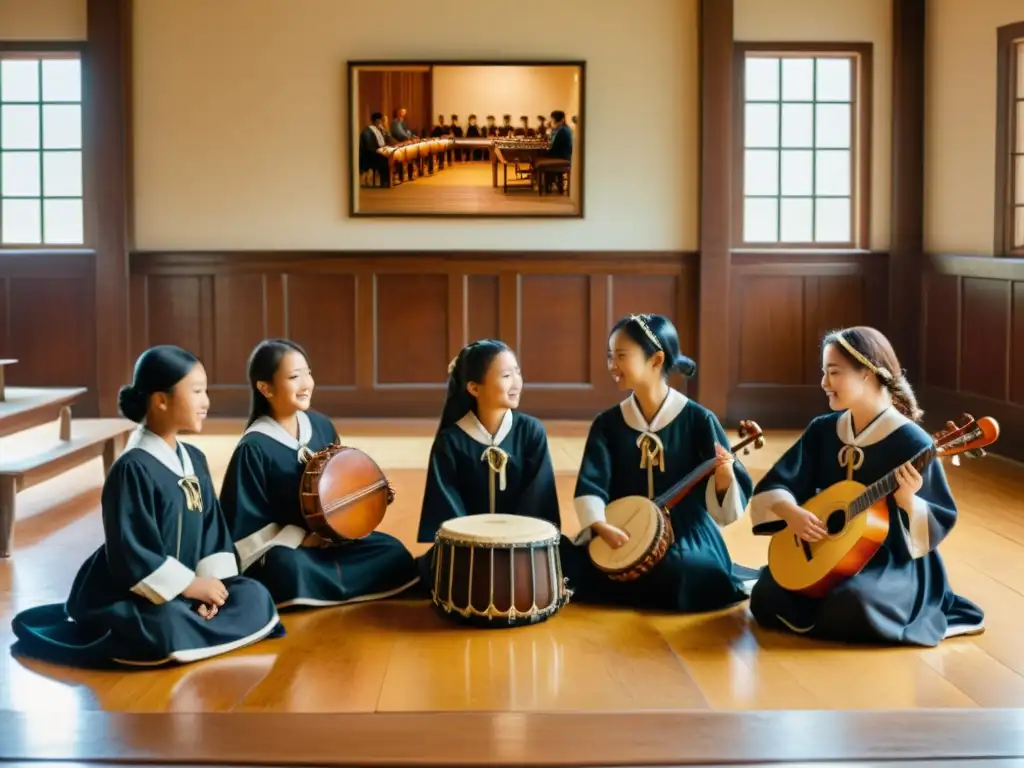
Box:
561, 314, 757, 612
748, 326, 984, 645
218, 339, 419, 608
12, 346, 283, 668
416, 339, 561, 587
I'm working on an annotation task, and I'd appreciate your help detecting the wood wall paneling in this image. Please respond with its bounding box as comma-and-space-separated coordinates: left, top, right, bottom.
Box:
128, 252, 698, 420
356, 70, 433, 136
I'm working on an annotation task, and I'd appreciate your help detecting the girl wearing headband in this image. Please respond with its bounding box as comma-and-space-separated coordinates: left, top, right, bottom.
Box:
561, 314, 757, 612
747, 326, 984, 645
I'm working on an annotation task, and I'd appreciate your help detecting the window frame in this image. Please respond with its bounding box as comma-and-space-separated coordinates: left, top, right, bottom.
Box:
995, 22, 1024, 257
732, 42, 873, 251
0, 41, 88, 251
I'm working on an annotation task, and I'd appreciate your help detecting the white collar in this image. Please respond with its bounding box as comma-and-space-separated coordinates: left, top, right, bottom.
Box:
455, 409, 513, 446
619, 388, 688, 434
125, 427, 196, 478
244, 412, 314, 461
837, 405, 909, 447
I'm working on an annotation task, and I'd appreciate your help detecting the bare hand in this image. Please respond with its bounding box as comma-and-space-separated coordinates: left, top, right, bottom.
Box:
301, 531, 329, 548
592, 522, 629, 549
893, 461, 923, 510
713, 443, 734, 489
183, 577, 228, 607
197, 602, 219, 620
783, 506, 827, 542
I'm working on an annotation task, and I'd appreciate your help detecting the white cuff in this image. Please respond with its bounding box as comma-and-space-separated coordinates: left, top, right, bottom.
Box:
705, 465, 743, 526
899, 495, 932, 559
131, 556, 195, 604
571, 495, 607, 546
235, 523, 308, 572
196, 551, 239, 580
750, 488, 797, 531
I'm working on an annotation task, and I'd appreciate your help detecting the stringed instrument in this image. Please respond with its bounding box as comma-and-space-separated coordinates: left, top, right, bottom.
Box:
588, 420, 766, 581
766, 413, 999, 597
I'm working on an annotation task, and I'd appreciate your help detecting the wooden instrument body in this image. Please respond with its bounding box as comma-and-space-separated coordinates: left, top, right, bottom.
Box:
766, 480, 890, 598
588, 496, 675, 582
299, 444, 394, 545
431, 514, 572, 628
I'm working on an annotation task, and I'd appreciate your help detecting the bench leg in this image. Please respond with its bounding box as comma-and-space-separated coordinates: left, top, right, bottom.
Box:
0, 477, 15, 559
59, 405, 72, 441
103, 434, 125, 475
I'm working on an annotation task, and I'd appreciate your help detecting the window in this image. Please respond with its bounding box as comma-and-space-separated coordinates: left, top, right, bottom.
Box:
1014, 40, 1024, 252
736, 45, 871, 249
999, 30, 1024, 254
0, 54, 83, 246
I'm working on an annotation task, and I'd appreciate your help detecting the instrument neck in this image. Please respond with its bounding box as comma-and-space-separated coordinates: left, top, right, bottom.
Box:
653, 456, 720, 510
848, 445, 935, 518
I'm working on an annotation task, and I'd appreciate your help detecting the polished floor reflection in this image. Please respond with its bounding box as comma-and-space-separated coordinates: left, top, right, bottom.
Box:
1, 418, 1021, 713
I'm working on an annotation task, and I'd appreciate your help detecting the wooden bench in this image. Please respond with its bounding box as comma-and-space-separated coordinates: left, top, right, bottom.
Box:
0, 358, 15, 402
0, 413, 136, 558
0, 386, 87, 438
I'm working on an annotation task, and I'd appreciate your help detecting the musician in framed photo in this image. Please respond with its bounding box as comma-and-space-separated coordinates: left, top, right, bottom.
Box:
559, 314, 758, 613
218, 339, 419, 609
747, 326, 986, 646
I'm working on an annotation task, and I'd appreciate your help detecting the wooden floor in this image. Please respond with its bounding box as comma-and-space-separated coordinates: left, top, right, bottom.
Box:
357, 162, 578, 215
1, 417, 1023, 766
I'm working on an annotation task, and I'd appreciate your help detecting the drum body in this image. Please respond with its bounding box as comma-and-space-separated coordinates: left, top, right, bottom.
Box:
299, 444, 394, 545
587, 496, 675, 582
431, 514, 572, 628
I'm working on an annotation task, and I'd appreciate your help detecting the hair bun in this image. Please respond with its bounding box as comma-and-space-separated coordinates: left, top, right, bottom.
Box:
671, 354, 697, 378
117, 384, 148, 423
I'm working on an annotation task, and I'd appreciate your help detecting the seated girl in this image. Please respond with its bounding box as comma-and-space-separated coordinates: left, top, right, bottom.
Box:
747, 326, 984, 646
12, 345, 283, 667
560, 313, 756, 613
219, 339, 419, 608
416, 339, 562, 586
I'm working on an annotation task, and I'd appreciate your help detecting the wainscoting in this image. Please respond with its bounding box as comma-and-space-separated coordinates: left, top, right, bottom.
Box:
922, 254, 1024, 462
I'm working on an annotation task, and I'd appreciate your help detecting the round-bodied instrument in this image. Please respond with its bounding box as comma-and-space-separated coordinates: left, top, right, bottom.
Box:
299, 443, 394, 545
431, 514, 572, 628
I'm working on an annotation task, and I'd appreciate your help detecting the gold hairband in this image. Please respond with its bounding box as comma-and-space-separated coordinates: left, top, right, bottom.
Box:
447, 356, 458, 375
834, 332, 893, 381
629, 314, 663, 350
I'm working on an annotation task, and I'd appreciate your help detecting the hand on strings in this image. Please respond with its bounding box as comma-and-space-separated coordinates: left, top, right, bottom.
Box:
713, 443, 734, 493
184, 576, 228, 607
893, 461, 923, 511
592, 521, 629, 549
783, 506, 827, 543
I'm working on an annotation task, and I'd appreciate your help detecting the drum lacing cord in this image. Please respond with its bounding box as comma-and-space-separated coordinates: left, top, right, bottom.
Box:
480, 445, 509, 514
838, 444, 864, 482
636, 432, 665, 499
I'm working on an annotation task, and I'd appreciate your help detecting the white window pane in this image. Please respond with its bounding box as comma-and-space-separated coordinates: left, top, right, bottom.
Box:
43, 151, 82, 197
1015, 205, 1024, 248
781, 150, 813, 195
815, 150, 851, 196
42, 104, 81, 149
745, 103, 779, 148
780, 198, 813, 242
816, 58, 851, 101
1016, 102, 1024, 152
1, 151, 40, 196
782, 58, 814, 101
2, 198, 41, 243
745, 57, 779, 101
815, 197, 851, 242
745, 150, 778, 195
1015, 155, 1024, 204
744, 197, 778, 242
0, 60, 39, 102
43, 198, 83, 244
41, 59, 81, 102
815, 104, 851, 148
781, 104, 812, 148
1, 105, 40, 149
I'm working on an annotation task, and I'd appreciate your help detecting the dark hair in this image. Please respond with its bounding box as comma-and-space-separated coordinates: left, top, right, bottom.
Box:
822, 326, 922, 422
245, 338, 309, 428
117, 345, 200, 424
438, 339, 513, 435
609, 314, 696, 379
370, 112, 382, 122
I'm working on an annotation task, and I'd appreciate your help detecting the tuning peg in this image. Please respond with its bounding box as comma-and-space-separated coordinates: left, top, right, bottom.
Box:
755, 436, 766, 448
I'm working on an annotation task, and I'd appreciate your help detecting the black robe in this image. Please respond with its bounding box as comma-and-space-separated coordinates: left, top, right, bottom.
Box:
11, 429, 283, 668
219, 410, 419, 609
558, 389, 756, 612
748, 406, 985, 646
415, 409, 562, 587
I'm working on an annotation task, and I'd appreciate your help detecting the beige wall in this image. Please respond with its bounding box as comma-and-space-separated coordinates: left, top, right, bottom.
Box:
924, 0, 1023, 255
132, 0, 699, 252
734, 0, 893, 252
0, 0, 85, 40
431, 66, 579, 130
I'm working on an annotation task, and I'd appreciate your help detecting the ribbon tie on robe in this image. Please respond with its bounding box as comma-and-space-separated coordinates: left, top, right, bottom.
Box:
837, 444, 865, 481
177, 476, 204, 513
297, 444, 313, 464
636, 431, 665, 498
480, 445, 509, 515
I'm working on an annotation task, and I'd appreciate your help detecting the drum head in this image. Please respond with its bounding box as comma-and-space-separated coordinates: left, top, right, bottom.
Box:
440, 514, 558, 545
589, 498, 661, 571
